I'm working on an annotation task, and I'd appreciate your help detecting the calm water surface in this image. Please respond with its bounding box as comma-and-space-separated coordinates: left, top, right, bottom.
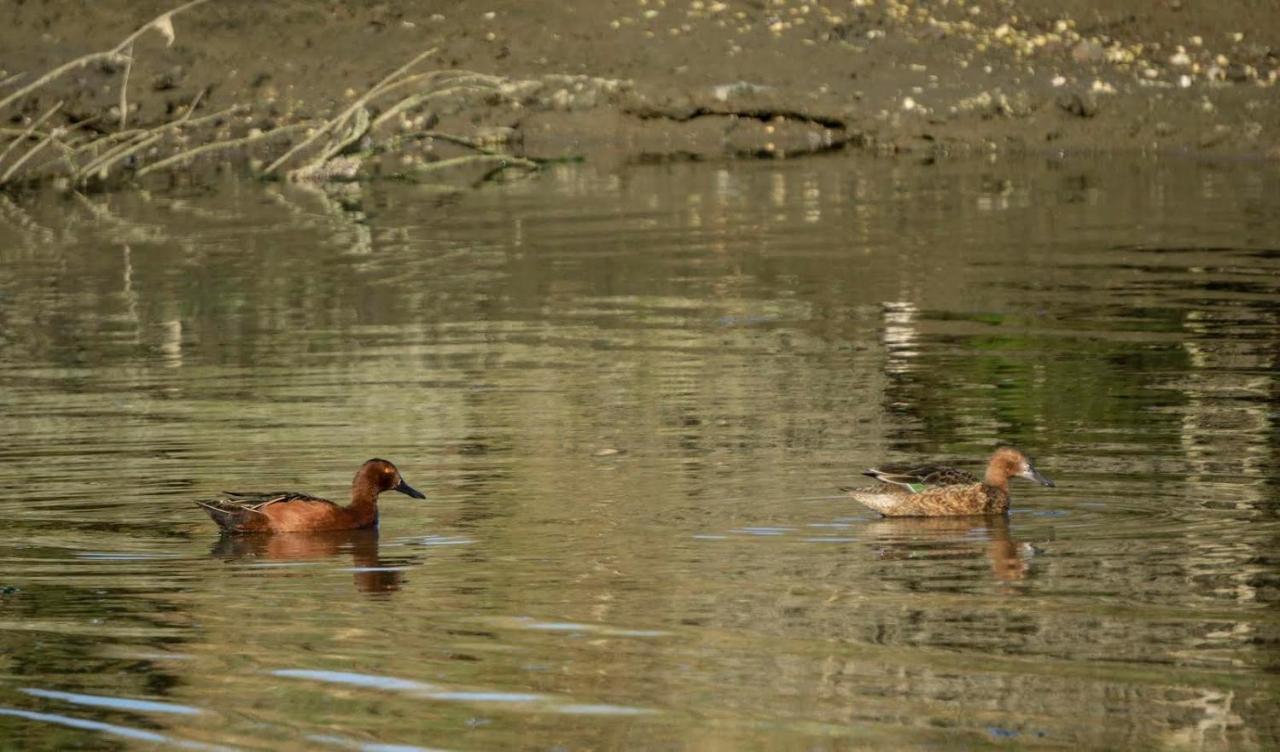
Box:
0, 156, 1277, 750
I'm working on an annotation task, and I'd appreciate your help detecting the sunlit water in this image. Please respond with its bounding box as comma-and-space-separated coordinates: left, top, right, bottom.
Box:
0, 156, 1277, 750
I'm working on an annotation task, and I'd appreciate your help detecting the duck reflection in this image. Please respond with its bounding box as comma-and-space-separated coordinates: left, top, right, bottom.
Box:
211, 529, 405, 594
861, 515, 1035, 582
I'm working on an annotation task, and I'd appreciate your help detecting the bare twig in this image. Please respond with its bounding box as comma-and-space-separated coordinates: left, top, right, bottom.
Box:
136, 122, 311, 176
0, 52, 129, 114
0, 0, 208, 112
23, 119, 122, 173
119, 43, 134, 131
370, 128, 530, 162
263, 46, 438, 175
406, 154, 538, 175
1, 126, 65, 183
76, 90, 206, 182
0, 16, 543, 191
295, 106, 370, 177
0, 100, 62, 171
109, 0, 205, 55
370, 82, 503, 131
61, 127, 146, 156
27, 102, 234, 177
1, 126, 60, 139
362, 70, 505, 111
23, 116, 103, 176
77, 132, 159, 182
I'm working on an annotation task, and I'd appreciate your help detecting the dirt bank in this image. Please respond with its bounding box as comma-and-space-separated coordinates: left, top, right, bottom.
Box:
2, 0, 1278, 175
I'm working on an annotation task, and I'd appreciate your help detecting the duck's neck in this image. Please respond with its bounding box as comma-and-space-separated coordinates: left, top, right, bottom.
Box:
345, 480, 382, 528
348, 478, 383, 510
983, 463, 1010, 492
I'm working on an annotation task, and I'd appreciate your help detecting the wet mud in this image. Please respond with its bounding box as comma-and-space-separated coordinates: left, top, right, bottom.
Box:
2, 0, 1278, 171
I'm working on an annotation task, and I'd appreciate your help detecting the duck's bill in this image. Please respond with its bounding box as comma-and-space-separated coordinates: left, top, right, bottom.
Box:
1022, 467, 1055, 487
395, 479, 427, 499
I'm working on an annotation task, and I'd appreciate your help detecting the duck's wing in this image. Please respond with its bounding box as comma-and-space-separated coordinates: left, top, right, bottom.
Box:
860, 463, 978, 493
221, 491, 326, 505
195, 491, 331, 532
202, 491, 325, 512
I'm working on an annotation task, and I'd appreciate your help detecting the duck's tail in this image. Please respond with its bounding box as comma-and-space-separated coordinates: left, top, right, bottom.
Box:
195, 500, 252, 533
839, 486, 899, 516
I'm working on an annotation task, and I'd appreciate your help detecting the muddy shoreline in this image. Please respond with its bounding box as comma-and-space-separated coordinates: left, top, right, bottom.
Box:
2, 0, 1278, 181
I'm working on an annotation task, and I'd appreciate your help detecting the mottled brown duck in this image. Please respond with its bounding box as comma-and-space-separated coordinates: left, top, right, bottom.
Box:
841, 447, 1053, 517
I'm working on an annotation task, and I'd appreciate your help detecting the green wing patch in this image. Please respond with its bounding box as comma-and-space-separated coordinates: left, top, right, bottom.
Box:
907, 483, 926, 493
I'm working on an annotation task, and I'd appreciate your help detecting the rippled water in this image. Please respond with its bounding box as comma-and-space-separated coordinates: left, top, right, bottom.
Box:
1, 156, 1277, 750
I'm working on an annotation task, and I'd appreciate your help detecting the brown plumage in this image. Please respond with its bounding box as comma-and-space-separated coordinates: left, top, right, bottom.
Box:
841, 447, 1054, 517
196, 459, 426, 534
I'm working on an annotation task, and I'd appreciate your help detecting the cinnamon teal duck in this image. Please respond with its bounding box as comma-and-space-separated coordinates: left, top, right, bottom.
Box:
841, 446, 1053, 517
197, 459, 426, 534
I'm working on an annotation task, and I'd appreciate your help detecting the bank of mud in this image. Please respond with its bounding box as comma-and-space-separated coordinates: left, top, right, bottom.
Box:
2, 0, 1278, 186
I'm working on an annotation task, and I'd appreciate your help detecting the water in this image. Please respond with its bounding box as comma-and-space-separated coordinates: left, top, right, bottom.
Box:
0, 156, 1277, 750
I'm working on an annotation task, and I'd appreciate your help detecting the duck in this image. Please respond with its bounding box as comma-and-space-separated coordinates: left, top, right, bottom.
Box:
841, 446, 1053, 517
197, 458, 426, 534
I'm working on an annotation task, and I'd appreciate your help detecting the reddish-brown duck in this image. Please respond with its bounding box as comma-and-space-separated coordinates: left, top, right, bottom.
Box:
197, 459, 426, 534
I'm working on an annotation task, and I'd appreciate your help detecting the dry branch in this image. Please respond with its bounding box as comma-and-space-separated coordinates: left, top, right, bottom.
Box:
0, 101, 63, 169
406, 154, 539, 177
1, 126, 65, 183
136, 123, 311, 177
119, 43, 135, 131
263, 47, 438, 175
370, 81, 504, 131
1, 9, 543, 192
0, 0, 208, 113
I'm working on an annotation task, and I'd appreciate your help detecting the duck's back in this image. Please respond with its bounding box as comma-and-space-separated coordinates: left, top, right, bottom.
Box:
863, 463, 978, 489
196, 491, 349, 534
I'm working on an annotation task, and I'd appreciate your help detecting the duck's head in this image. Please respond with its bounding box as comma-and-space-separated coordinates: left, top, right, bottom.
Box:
357, 458, 427, 499
986, 447, 1054, 488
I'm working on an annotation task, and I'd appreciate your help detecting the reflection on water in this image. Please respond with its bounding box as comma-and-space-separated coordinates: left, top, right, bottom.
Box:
211, 530, 407, 595
0, 156, 1278, 749
863, 516, 1035, 583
